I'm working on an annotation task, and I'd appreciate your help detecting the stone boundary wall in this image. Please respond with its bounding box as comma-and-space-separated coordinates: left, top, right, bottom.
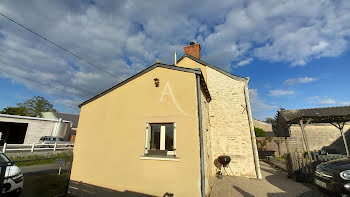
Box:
290, 124, 350, 154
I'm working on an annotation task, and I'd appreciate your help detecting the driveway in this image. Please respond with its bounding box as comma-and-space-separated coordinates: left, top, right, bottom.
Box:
210, 161, 326, 197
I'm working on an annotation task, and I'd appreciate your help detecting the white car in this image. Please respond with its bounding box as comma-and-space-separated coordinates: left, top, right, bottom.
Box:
0, 153, 23, 196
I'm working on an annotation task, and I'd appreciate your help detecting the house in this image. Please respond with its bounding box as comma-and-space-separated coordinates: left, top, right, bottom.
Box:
0, 114, 72, 144
69, 43, 260, 197
41, 112, 79, 142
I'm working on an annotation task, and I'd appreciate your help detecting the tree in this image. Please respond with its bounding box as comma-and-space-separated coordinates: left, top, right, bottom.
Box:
265, 117, 277, 132
254, 127, 267, 137
1, 96, 56, 117
0, 106, 29, 116
17, 96, 56, 117
265, 107, 285, 135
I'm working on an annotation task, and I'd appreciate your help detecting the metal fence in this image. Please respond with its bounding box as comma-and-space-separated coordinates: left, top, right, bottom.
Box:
2, 143, 74, 153
16, 154, 73, 197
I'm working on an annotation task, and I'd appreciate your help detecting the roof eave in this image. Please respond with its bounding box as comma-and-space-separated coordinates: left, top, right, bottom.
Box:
78, 63, 210, 108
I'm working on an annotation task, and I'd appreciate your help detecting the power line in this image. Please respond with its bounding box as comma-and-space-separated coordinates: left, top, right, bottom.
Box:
0, 12, 122, 80
0, 58, 96, 95
0, 67, 89, 98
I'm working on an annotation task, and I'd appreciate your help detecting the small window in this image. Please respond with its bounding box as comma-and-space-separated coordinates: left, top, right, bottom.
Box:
145, 123, 176, 156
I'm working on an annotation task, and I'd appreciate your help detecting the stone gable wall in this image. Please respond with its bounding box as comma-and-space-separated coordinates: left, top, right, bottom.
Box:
206, 66, 257, 178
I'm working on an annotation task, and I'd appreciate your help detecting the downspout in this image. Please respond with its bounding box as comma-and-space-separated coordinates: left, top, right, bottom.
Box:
196, 74, 205, 197
244, 78, 262, 179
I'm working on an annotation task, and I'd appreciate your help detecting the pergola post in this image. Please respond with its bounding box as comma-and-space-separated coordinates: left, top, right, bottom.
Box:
299, 119, 312, 160
331, 122, 349, 156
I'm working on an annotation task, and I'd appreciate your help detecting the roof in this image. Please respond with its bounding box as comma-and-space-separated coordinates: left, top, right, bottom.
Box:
0, 114, 71, 123
53, 112, 80, 128
177, 53, 248, 81
276, 106, 350, 136
78, 63, 211, 108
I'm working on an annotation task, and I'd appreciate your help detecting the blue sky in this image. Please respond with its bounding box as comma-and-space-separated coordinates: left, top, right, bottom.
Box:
0, 0, 349, 120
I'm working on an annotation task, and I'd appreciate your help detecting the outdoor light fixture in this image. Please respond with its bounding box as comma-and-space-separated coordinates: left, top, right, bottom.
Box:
154, 78, 160, 87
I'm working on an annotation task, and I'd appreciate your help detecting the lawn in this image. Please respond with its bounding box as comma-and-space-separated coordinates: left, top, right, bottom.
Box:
9, 153, 73, 167
23, 173, 70, 197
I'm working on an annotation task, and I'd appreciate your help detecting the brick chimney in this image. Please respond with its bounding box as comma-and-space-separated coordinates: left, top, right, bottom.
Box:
184, 42, 201, 59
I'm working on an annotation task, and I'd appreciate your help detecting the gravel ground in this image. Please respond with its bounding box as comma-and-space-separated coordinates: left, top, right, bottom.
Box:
209, 161, 327, 197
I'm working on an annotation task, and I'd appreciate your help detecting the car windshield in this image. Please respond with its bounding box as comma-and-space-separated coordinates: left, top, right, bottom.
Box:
0, 154, 10, 163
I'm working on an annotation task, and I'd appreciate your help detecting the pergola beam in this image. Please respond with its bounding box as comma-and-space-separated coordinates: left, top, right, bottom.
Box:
299, 119, 312, 160
330, 121, 349, 156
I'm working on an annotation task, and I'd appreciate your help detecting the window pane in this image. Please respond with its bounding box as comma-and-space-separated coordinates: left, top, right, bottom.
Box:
150, 124, 161, 150
165, 124, 174, 151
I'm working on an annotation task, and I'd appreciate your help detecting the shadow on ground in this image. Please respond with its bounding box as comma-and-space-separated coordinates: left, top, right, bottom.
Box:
69, 181, 174, 197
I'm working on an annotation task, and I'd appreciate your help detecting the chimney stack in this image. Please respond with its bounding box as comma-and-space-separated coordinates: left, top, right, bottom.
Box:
184, 42, 201, 59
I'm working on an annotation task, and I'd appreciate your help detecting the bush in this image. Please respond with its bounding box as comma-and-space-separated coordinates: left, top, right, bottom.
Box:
254, 127, 267, 137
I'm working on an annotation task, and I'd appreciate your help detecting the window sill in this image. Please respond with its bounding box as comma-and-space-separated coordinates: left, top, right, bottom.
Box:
140, 155, 179, 162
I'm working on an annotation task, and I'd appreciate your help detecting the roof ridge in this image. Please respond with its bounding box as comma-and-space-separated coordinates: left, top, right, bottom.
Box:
281, 105, 350, 112
177, 53, 248, 81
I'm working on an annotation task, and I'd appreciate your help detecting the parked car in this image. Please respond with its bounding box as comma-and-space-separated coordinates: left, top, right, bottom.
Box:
314, 157, 350, 196
39, 136, 73, 147
0, 153, 23, 196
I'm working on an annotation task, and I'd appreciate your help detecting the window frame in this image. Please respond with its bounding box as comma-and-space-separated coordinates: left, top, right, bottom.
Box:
144, 122, 176, 156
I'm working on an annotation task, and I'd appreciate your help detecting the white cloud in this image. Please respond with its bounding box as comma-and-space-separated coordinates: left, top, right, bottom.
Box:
249, 89, 277, 120
0, 1, 349, 113
268, 89, 295, 97
235, 58, 253, 67
284, 77, 317, 86
319, 99, 336, 105
340, 101, 350, 106
306, 96, 339, 106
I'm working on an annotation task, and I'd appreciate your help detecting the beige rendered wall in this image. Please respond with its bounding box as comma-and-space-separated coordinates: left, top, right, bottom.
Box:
69, 67, 202, 197
206, 66, 257, 178
177, 57, 207, 82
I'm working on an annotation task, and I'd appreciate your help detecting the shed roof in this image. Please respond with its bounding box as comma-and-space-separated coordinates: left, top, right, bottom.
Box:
177, 53, 248, 81
275, 106, 350, 136
78, 63, 211, 108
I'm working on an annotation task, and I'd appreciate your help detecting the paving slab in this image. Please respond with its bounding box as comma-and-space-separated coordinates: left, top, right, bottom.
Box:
209, 161, 326, 197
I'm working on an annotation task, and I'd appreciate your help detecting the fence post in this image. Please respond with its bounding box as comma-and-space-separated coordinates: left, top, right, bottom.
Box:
2, 143, 6, 153
31, 143, 35, 152
54, 143, 57, 151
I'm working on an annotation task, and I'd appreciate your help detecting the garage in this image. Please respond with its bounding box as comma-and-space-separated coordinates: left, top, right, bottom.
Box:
0, 121, 28, 144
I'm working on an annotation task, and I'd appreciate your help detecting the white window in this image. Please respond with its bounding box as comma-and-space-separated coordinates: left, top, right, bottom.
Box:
145, 123, 176, 156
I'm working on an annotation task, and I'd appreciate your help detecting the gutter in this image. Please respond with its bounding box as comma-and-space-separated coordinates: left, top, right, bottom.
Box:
196, 74, 206, 197
243, 78, 262, 179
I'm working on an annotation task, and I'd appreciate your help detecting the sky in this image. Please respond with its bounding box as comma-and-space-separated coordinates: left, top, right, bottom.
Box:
0, 0, 349, 120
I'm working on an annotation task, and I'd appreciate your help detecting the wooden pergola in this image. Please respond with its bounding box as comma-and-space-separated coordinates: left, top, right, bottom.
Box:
276, 106, 350, 158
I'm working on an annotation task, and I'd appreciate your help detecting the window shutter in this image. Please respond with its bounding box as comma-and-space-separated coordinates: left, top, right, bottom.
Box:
145, 123, 150, 154
173, 123, 176, 155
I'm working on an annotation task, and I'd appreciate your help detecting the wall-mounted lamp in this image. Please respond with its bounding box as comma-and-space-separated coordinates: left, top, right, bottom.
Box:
154, 78, 160, 87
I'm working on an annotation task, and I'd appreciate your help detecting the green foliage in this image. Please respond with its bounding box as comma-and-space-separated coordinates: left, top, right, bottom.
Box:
1, 96, 56, 117
265, 117, 277, 132
254, 127, 267, 137
8, 152, 72, 167
0, 106, 29, 116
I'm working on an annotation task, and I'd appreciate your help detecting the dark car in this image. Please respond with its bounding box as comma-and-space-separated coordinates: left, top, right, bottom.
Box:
314, 157, 350, 196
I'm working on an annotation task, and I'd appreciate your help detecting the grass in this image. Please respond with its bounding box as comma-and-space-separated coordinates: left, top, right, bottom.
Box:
23, 173, 70, 197
8, 152, 73, 167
